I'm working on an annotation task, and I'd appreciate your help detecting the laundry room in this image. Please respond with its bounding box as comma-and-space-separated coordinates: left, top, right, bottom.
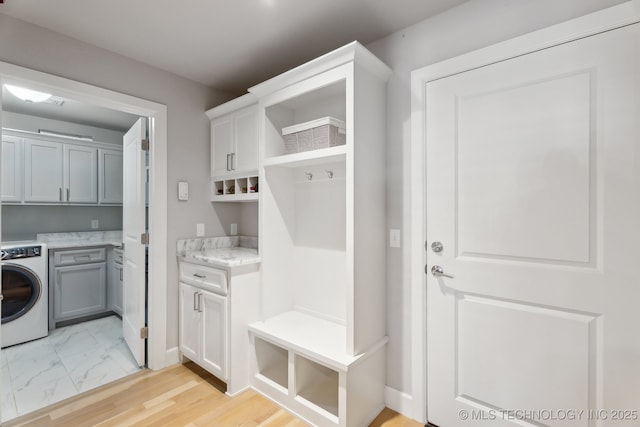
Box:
0, 84, 145, 418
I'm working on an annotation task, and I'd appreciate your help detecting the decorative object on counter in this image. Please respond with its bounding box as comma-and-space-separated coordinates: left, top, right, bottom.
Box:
282, 117, 346, 155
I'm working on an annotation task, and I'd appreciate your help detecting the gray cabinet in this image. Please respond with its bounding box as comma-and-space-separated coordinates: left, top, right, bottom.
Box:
51, 247, 108, 323
111, 247, 124, 315
24, 138, 64, 203
1, 135, 23, 203
99, 148, 123, 204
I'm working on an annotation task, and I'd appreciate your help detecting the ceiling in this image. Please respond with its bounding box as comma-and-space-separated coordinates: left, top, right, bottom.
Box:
0, 0, 468, 130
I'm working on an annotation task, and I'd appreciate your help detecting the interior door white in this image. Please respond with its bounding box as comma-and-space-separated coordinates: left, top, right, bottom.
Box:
425, 25, 640, 426
122, 117, 147, 367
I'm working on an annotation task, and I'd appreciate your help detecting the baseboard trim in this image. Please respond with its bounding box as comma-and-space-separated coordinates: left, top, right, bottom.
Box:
165, 346, 180, 367
385, 386, 413, 417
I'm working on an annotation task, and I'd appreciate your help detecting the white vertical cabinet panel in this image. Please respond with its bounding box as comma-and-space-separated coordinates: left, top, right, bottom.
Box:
99, 148, 123, 204
24, 138, 63, 203
200, 289, 227, 380
179, 282, 201, 363
64, 144, 98, 203
232, 105, 258, 173
211, 115, 234, 177
1, 136, 23, 203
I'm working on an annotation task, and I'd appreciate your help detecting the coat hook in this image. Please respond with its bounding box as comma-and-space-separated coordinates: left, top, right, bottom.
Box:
305, 171, 313, 180
325, 169, 333, 179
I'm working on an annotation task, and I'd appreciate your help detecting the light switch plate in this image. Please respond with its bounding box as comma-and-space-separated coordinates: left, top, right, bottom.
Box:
178, 181, 189, 201
196, 223, 205, 237
390, 229, 400, 248
91, 219, 99, 229
230, 223, 238, 236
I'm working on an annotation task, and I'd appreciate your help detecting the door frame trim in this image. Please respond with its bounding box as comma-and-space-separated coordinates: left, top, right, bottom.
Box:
409, 0, 640, 422
0, 61, 168, 371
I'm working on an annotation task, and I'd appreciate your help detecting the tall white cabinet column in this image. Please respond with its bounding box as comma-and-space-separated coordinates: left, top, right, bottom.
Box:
248, 42, 390, 427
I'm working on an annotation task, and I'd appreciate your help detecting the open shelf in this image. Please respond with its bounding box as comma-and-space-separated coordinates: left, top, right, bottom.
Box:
295, 355, 339, 419
254, 337, 288, 392
249, 311, 360, 371
263, 145, 346, 168
210, 175, 258, 202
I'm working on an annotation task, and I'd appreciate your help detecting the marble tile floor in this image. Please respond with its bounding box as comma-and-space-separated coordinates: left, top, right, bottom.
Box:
0, 315, 141, 423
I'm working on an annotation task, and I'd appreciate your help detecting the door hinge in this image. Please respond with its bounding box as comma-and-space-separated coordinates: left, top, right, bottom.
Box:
141, 232, 149, 245
140, 326, 149, 339
141, 139, 150, 151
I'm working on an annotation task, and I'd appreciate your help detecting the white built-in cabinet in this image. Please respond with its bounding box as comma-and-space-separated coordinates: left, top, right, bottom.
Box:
178, 259, 259, 396
1, 131, 123, 205
247, 41, 391, 427
206, 95, 259, 202
179, 282, 228, 379
1, 135, 23, 203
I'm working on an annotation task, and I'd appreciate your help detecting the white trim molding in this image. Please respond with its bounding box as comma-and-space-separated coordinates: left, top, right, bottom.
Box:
409, 0, 640, 422
0, 61, 169, 372
385, 386, 413, 418
165, 346, 181, 366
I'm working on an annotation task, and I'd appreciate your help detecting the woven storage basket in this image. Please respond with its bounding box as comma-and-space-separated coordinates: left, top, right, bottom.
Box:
282, 117, 346, 154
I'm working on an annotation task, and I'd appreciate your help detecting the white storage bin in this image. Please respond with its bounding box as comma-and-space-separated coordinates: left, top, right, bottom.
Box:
282, 117, 346, 154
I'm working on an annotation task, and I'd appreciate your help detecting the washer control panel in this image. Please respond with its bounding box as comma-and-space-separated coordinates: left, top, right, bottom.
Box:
1, 246, 42, 260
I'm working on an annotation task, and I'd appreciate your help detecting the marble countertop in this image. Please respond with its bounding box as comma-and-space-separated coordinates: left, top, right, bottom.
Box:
37, 231, 123, 250
177, 235, 260, 268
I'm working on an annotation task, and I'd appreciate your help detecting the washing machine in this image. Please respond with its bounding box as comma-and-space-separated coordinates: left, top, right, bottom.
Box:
1, 242, 48, 348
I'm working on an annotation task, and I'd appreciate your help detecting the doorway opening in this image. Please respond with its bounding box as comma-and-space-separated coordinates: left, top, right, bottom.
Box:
0, 61, 168, 422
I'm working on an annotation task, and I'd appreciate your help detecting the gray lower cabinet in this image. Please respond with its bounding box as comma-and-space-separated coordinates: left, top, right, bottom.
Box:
111, 261, 123, 315
52, 247, 108, 323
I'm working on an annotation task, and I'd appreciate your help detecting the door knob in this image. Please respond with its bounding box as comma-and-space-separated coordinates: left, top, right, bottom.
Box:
430, 265, 454, 279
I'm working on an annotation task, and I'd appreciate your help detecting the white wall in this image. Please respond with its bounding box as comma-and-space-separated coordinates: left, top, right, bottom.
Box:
0, 13, 239, 351
366, 0, 627, 397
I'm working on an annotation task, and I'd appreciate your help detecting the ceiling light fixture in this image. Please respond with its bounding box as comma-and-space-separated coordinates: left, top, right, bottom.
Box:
38, 129, 94, 141
4, 84, 53, 103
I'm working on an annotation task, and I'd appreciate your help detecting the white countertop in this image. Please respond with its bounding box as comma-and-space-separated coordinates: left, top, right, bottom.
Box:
177, 236, 260, 268
37, 231, 123, 250
179, 246, 260, 268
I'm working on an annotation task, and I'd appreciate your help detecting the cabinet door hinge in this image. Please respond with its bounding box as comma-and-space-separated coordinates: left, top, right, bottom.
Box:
140, 326, 149, 339
141, 139, 150, 151
141, 232, 149, 245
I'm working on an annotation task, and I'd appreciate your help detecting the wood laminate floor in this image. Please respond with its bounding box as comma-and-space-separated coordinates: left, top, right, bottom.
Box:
4, 362, 423, 427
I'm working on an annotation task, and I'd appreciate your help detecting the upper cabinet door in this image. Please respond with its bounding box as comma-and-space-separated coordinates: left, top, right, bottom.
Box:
99, 148, 123, 204
64, 144, 98, 203
24, 138, 64, 203
1, 136, 23, 203
211, 115, 234, 177
232, 105, 258, 173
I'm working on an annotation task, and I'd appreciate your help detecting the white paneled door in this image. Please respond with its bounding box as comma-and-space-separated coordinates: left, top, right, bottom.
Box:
122, 117, 147, 367
425, 25, 640, 426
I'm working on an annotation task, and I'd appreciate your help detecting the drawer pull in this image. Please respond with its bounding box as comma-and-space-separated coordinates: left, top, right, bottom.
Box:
74, 255, 92, 261
193, 273, 206, 279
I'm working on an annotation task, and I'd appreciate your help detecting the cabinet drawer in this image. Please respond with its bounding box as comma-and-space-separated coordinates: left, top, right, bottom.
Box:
180, 261, 227, 295
113, 248, 124, 265
54, 248, 106, 266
